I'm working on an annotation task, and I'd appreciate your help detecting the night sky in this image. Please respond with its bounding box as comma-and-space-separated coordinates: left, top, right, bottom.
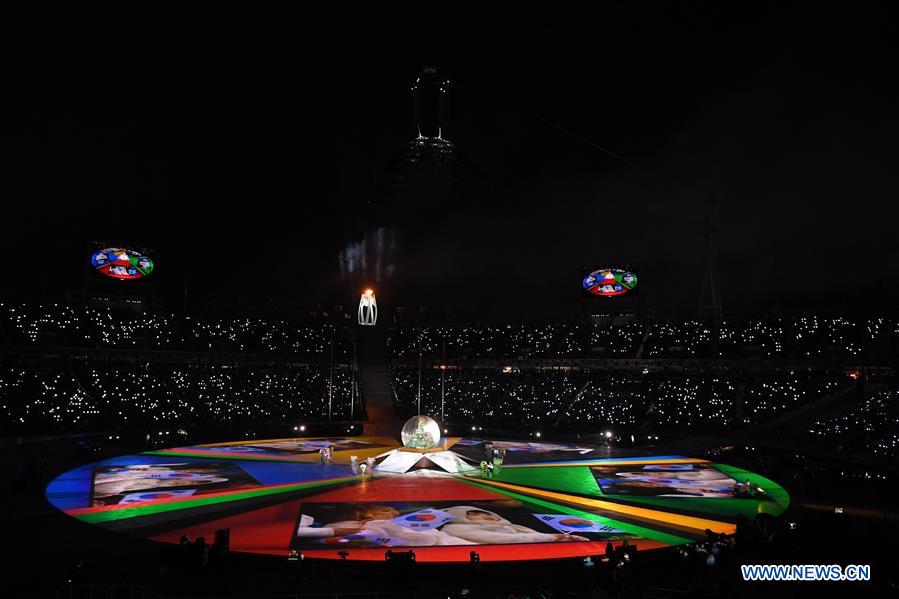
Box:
2, 5, 898, 315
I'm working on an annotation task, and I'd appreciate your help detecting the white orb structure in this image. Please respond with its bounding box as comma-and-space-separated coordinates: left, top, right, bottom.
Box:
401, 415, 441, 449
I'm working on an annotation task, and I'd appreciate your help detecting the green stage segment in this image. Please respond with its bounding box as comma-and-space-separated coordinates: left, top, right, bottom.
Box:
599, 463, 790, 518
491, 465, 601, 496
460, 478, 691, 547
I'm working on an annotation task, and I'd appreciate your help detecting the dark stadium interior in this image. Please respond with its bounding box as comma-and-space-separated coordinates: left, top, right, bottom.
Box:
2, 5, 898, 599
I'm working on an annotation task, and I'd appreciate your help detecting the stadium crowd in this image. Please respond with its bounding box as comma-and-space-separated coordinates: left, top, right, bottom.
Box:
387, 315, 898, 461
388, 314, 899, 360
0, 303, 896, 462
807, 387, 899, 460
389, 368, 851, 429
0, 362, 357, 434
0, 303, 352, 357
389, 365, 897, 461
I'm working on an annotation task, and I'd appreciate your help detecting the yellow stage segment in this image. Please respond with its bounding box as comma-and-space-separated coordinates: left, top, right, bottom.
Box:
503, 458, 708, 468
456, 475, 736, 536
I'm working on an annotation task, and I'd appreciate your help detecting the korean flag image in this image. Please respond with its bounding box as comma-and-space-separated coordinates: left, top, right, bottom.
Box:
119, 489, 198, 504
534, 514, 624, 534
391, 508, 454, 530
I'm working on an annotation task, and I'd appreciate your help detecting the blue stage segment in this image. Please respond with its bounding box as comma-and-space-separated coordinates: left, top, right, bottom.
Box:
236, 461, 353, 485
46, 454, 192, 510
45, 453, 355, 510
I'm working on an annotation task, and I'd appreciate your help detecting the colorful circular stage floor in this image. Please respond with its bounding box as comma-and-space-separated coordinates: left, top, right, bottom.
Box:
46, 436, 789, 563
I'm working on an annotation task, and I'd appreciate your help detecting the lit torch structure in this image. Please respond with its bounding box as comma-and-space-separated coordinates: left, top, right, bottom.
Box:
358, 288, 378, 326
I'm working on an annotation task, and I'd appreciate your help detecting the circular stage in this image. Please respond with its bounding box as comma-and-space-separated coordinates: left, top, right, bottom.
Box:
46, 436, 789, 563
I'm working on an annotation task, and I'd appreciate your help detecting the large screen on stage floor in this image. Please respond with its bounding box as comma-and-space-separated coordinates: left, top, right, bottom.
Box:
89, 461, 261, 506
45, 436, 792, 563
291, 499, 637, 549
590, 462, 736, 497
201, 438, 382, 456
582, 265, 639, 298
90, 247, 154, 280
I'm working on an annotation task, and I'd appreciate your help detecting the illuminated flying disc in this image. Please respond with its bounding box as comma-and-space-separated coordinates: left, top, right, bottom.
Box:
582, 267, 637, 297
91, 247, 154, 280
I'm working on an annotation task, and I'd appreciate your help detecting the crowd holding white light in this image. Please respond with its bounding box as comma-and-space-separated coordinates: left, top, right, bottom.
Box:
390, 368, 850, 429
0, 363, 356, 432
0, 303, 352, 357
387, 316, 899, 460
807, 388, 899, 459
0, 304, 896, 460
388, 315, 899, 360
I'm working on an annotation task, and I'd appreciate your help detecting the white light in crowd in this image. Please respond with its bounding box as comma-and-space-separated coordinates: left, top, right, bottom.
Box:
535, 432, 541, 438
300, 425, 306, 432
605, 431, 613, 438
2, 303, 896, 461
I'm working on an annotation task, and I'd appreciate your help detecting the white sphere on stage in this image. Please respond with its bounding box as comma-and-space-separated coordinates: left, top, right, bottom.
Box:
401, 415, 441, 449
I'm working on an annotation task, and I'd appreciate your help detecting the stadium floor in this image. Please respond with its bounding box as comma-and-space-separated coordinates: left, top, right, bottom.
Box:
46, 436, 789, 563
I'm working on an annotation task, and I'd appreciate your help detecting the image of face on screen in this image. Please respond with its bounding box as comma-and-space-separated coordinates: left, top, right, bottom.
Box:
591, 463, 736, 497
490, 441, 591, 453
451, 440, 594, 465
90, 462, 261, 506
292, 500, 637, 550
214, 438, 375, 455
